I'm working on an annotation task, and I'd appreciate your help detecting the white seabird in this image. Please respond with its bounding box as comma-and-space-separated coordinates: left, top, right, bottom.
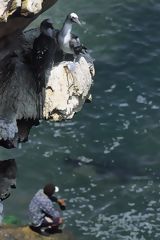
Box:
57, 13, 87, 60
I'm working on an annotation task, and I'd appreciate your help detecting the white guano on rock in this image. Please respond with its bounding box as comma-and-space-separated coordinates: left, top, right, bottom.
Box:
21, 0, 43, 15
43, 57, 94, 121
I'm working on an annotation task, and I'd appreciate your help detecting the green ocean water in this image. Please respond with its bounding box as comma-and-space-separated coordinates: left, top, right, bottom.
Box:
1, 0, 160, 239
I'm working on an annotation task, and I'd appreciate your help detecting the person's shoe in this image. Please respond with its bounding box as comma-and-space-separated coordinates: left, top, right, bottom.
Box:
29, 225, 50, 236
40, 228, 50, 236
46, 227, 62, 234
29, 225, 39, 233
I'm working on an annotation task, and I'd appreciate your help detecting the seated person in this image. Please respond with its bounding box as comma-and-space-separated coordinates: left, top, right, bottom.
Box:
28, 183, 66, 236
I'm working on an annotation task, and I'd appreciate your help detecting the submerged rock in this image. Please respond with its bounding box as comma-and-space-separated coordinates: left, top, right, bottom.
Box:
0, 226, 75, 240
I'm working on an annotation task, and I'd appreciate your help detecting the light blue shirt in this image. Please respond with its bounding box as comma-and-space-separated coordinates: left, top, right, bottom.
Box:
29, 189, 60, 226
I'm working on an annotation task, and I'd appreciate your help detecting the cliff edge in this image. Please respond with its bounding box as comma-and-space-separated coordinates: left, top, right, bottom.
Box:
0, 226, 75, 240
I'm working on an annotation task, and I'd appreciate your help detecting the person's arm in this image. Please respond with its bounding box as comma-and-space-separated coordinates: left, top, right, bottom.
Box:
57, 199, 66, 210
50, 196, 66, 210
50, 195, 58, 202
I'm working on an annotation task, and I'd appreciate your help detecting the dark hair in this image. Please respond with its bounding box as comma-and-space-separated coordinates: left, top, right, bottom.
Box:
43, 183, 55, 196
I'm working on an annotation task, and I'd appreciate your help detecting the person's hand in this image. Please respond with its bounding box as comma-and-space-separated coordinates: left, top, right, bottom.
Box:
57, 199, 65, 206
57, 199, 66, 210
59, 217, 64, 224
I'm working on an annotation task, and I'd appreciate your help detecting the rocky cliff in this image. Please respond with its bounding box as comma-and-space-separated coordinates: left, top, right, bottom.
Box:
0, 0, 95, 148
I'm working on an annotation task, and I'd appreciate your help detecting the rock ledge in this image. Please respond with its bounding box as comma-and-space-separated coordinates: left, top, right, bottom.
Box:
0, 225, 75, 240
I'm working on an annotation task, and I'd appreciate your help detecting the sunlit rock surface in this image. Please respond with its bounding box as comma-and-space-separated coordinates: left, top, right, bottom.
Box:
0, 226, 75, 240
44, 57, 93, 121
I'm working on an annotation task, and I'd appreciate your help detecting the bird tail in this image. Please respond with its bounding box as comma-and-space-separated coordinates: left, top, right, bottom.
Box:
80, 51, 94, 65
74, 44, 87, 55
35, 72, 45, 94
74, 44, 94, 65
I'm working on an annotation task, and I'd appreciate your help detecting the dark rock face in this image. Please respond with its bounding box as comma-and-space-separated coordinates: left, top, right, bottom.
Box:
0, 0, 58, 149
0, 159, 17, 201
0, 0, 58, 39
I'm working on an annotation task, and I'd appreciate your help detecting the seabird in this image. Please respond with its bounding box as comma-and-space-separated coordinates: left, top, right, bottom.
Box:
32, 19, 57, 93
58, 13, 88, 61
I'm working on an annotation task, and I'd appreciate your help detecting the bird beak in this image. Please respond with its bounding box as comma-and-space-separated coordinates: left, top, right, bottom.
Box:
47, 28, 54, 38
75, 18, 81, 26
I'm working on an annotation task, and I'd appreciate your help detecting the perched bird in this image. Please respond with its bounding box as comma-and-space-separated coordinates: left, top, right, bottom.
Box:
57, 12, 91, 63
32, 19, 57, 93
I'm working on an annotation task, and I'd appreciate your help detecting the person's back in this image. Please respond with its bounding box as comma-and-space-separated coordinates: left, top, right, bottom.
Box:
29, 189, 59, 226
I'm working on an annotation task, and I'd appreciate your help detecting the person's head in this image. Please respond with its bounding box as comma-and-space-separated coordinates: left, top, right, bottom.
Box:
43, 183, 59, 197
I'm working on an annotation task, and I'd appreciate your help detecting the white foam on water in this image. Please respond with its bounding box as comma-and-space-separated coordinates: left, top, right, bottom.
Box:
136, 95, 147, 104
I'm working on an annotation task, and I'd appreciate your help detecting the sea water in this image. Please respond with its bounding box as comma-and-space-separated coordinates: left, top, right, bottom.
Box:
1, 0, 160, 239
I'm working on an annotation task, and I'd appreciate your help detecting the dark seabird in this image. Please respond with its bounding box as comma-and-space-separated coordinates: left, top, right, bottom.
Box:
32, 19, 57, 93
58, 12, 93, 65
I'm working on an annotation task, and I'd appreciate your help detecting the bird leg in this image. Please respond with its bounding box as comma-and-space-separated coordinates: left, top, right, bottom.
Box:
62, 53, 66, 61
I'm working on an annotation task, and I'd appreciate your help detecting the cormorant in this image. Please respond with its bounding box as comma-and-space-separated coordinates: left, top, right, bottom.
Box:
32, 19, 57, 93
